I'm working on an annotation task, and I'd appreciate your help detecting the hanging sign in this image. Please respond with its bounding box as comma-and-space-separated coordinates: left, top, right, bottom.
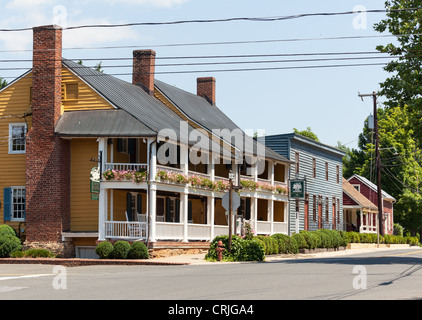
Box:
289, 179, 306, 200
90, 167, 100, 199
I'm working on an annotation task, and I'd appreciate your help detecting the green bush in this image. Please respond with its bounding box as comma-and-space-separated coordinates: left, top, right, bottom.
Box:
95, 241, 114, 259
206, 235, 245, 261
112, 241, 131, 259
256, 235, 279, 255
11, 248, 55, 258
128, 241, 149, 259
271, 233, 298, 254
292, 233, 308, 250
299, 231, 317, 249
239, 239, 265, 262
206, 235, 264, 262
0, 225, 17, 238
0, 234, 22, 258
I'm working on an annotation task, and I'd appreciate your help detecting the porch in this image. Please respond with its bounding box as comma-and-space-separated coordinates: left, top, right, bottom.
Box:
344, 208, 378, 234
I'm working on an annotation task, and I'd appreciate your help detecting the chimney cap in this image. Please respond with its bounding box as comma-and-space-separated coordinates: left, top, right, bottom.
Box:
33, 25, 63, 31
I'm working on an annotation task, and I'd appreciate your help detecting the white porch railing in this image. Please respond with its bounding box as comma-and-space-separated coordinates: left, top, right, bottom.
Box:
105, 221, 147, 240
105, 163, 148, 172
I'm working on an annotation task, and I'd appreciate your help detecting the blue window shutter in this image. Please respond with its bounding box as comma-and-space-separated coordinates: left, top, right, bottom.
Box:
3, 188, 12, 222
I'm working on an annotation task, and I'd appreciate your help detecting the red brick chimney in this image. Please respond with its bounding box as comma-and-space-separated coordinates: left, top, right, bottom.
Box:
25, 25, 71, 255
197, 77, 216, 105
133, 49, 156, 95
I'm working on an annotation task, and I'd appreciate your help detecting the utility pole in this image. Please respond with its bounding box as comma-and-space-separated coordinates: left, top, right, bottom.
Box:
359, 91, 384, 247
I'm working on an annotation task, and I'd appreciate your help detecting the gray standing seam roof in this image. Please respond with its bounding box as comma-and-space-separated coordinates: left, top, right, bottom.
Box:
154, 79, 290, 163
55, 109, 156, 137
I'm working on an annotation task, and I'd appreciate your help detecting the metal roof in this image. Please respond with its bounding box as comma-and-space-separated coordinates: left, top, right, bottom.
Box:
154, 79, 290, 164
62, 59, 196, 137
348, 174, 396, 201
55, 109, 156, 137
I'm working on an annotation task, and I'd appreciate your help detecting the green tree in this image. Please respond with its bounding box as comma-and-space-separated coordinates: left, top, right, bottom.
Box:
0, 77, 7, 89
293, 127, 319, 142
374, 1, 422, 141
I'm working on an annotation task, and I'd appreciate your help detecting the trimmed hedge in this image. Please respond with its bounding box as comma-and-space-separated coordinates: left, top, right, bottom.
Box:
95, 240, 149, 260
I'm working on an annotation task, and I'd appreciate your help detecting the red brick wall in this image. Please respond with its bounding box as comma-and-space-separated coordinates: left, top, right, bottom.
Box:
25, 25, 71, 244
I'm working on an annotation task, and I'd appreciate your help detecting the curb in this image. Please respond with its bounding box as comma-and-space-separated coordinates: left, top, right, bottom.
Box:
0, 258, 188, 267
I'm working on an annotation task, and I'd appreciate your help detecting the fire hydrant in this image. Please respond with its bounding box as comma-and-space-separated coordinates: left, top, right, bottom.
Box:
216, 240, 225, 261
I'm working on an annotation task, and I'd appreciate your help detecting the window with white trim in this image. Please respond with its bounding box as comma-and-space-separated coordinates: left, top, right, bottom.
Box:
12, 187, 26, 221
9, 123, 27, 154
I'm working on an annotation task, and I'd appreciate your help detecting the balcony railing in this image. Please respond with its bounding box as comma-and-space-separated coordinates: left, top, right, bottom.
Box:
105, 163, 148, 172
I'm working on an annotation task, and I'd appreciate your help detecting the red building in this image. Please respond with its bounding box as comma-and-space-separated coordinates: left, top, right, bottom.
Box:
347, 174, 395, 235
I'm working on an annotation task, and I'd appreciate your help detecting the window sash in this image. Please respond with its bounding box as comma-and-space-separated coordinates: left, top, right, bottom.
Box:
9, 123, 27, 154
11, 187, 25, 221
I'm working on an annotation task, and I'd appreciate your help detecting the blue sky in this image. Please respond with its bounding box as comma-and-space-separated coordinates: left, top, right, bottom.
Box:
0, 0, 392, 149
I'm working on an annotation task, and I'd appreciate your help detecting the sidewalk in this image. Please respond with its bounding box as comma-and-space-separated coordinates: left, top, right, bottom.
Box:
150, 246, 422, 265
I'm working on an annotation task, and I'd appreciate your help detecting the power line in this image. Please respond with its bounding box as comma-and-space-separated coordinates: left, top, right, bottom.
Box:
0, 8, 420, 32
0, 54, 413, 72
1, 33, 422, 53
0, 62, 391, 80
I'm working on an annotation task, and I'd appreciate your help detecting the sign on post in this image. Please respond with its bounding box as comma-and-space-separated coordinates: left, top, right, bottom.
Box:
222, 192, 241, 212
289, 179, 306, 200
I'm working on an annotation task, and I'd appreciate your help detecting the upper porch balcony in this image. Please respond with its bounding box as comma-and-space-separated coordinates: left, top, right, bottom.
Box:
99, 137, 289, 197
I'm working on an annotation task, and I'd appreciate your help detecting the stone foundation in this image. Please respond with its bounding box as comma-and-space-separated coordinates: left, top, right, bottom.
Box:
24, 240, 75, 258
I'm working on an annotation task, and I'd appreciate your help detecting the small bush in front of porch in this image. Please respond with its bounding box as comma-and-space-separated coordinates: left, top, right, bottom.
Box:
112, 240, 131, 259
128, 241, 149, 259
0, 234, 22, 258
95, 241, 114, 259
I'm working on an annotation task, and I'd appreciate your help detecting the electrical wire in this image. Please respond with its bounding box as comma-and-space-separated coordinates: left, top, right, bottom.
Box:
0, 8, 420, 32
1, 33, 422, 53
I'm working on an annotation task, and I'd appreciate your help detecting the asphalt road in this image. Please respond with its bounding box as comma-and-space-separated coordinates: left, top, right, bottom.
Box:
0, 248, 421, 303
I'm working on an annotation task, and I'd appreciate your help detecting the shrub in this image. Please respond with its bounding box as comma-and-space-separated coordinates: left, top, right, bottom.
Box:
112, 241, 131, 259
299, 231, 319, 249
0, 234, 22, 258
0, 225, 17, 238
14, 248, 55, 258
95, 241, 114, 259
291, 233, 308, 250
315, 230, 331, 248
128, 241, 149, 259
239, 239, 265, 262
206, 235, 245, 261
271, 234, 298, 254
256, 235, 279, 255
206, 235, 264, 262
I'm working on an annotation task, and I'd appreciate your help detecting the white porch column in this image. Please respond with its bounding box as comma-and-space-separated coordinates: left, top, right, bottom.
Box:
268, 199, 274, 235
181, 191, 189, 242
148, 140, 157, 242
208, 195, 215, 240
252, 197, 258, 234
98, 185, 107, 241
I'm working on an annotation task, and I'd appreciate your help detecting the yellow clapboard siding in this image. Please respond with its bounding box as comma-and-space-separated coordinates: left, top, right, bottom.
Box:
0, 73, 32, 226
61, 67, 114, 111
70, 139, 99, 232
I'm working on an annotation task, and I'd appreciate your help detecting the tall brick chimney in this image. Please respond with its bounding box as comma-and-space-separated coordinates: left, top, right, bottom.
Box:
25, 25, 71, 255
197, 77, 216, 105
133, 49, 156, 95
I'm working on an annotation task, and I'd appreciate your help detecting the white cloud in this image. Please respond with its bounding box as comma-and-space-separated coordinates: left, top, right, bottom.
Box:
6, 0, 55, 9
101, 0, 190, 8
